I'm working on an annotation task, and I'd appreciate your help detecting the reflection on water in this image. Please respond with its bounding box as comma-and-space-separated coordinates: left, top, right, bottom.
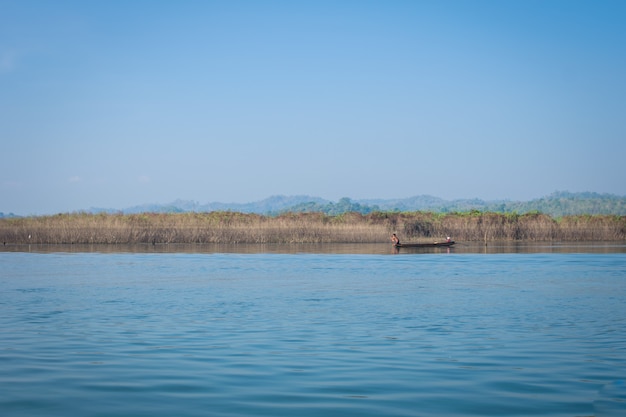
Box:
2, 241, 626, 254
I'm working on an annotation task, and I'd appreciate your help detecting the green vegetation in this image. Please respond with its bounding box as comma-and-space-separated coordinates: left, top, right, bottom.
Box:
37, 191, 625, 218
277, 197, 380, 215
2, 211, 624, 245
291, 192, 626, 217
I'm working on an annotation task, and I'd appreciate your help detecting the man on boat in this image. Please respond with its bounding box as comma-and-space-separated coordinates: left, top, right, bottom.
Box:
391, 233, 400, 246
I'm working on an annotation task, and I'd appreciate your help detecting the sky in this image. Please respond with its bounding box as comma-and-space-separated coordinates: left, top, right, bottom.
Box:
1, 0, 625, 215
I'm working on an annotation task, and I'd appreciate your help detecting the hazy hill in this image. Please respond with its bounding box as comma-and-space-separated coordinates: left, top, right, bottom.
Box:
491, 191, 626, 216
357, 195, 505, 213
89, 195, 329, 215
360, 192, 626, 216
0, 212, 20, 219
84, 191, 626, 217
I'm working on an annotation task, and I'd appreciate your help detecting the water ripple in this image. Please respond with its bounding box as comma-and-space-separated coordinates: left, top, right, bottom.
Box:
1, 252, 625, 416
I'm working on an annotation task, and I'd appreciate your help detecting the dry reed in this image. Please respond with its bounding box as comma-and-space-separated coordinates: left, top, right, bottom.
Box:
1, 211, 624, 245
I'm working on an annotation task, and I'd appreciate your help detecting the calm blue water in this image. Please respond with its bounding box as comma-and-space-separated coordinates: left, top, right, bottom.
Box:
1, 249, 625, 416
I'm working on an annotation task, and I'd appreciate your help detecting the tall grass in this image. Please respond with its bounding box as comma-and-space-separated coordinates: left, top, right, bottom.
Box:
1, 211, 624, 245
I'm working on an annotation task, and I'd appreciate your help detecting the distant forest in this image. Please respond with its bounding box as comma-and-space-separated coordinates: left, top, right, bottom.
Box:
287, 192, 626, 217
2, 191, 625, 219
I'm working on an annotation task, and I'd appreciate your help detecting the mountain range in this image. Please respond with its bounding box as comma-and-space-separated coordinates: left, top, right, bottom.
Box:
2, 191, 624, 219
90, 191, 626, 217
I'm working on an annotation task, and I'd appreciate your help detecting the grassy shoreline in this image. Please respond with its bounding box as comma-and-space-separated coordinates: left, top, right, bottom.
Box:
1, 211, 625, 245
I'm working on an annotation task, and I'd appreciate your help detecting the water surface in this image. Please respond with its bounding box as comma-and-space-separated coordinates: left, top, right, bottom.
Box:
1, 248, 625, 416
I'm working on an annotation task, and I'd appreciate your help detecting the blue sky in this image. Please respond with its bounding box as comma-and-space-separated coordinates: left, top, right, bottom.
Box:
2, 0, 625, 215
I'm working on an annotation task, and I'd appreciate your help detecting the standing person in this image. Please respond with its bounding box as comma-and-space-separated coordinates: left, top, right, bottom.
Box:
391, 233, 400, 246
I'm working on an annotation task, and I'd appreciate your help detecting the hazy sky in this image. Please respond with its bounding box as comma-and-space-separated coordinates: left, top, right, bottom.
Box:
2, 0, 625, 215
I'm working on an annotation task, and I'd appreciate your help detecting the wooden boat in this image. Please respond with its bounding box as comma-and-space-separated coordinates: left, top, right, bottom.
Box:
394, 241, 455, 248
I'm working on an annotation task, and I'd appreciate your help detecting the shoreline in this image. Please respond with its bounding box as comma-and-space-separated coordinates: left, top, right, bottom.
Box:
3, 241, 626, 255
